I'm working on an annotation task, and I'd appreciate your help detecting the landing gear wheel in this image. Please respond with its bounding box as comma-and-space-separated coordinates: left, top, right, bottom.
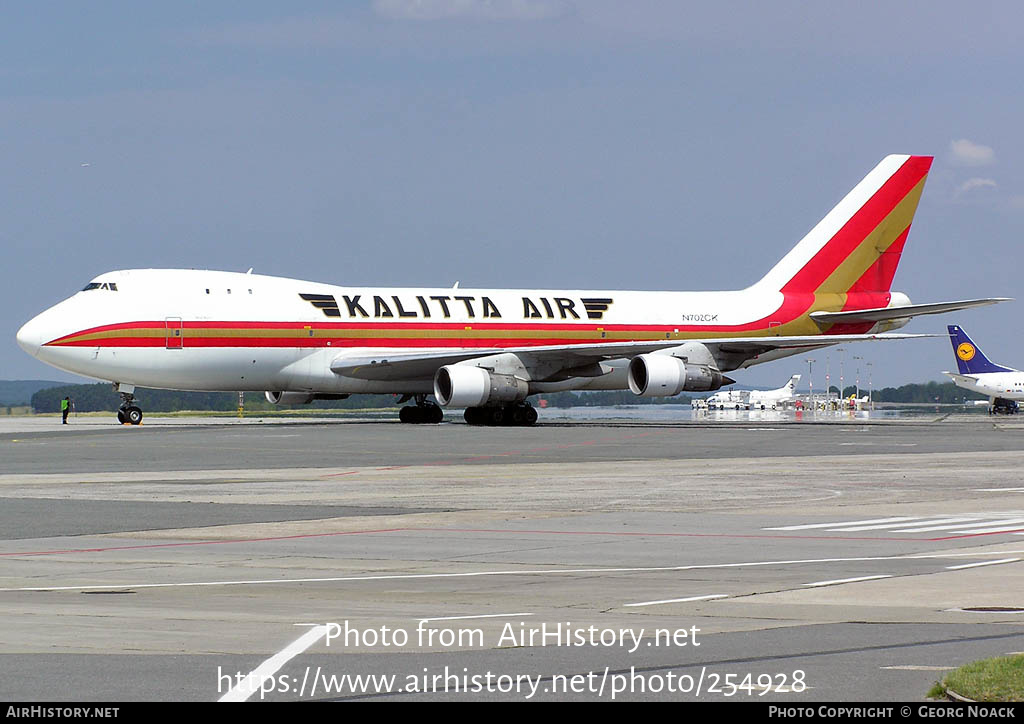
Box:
399, 406, 422, 424
115, 387, 142, 425
464, 403, 537, 427
400, 399, 443, 424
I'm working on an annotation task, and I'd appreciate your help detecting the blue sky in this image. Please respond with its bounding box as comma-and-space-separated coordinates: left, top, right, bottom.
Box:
3, 1, 1023, 390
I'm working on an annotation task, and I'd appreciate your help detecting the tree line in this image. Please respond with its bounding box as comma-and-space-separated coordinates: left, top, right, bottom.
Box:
29, 379, 983, 414
30, 384, 398, 413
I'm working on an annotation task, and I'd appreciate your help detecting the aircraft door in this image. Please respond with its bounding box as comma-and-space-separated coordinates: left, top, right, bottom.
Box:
165, 317, 184, 349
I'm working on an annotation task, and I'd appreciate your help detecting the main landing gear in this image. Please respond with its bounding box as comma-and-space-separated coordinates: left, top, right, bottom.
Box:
464, 402, 538, 427
399, 395, 444, 424
116, 390, 143, 425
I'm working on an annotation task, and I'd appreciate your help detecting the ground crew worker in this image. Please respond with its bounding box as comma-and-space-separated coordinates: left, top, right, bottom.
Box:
61, 396, 70, 424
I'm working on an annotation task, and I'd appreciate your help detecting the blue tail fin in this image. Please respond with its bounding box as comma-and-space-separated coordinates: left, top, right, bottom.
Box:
948, 325, 1012, 374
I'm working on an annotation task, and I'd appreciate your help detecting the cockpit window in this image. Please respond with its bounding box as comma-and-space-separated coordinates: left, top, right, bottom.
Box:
81, 282, 118, 291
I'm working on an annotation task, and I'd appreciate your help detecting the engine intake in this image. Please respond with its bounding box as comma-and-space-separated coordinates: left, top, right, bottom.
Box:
434, 365, 529, 408
627, 355, 728, 397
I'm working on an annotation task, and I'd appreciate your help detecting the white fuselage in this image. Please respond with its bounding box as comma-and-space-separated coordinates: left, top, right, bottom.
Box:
945, 371, 1024, 401
17, 269, 892, 396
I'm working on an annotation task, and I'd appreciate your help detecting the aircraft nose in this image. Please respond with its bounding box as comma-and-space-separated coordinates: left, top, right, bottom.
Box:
16, 315, 46, 357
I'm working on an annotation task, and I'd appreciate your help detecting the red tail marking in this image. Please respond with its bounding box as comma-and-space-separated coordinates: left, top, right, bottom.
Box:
781, 156, 932, 294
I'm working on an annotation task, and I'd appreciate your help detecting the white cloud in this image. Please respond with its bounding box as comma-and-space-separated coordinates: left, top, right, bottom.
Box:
949, 139, 995, 166
955, 177, 998, 197
372, 0, 571, 21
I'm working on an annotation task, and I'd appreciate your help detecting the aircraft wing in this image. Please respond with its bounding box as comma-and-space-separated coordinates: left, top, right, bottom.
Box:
809, 298, 1009, 324
330, 333, 930, 381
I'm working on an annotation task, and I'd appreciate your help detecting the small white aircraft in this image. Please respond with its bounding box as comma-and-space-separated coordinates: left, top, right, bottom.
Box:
703, 374, 800, 410
944, 325, 1023, 414
16, 154, 1006, 426
749, 374, 801, 410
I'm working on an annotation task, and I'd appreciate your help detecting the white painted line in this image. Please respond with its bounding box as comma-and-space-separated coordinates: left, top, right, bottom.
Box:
977, 488, 1024, 492
764, 517, 918, 531
0, 559, 897, 592
624, 594, 728, 608
942, 525, 1024, 536
946, 558, 1020, 570
418, 613, 534, 622
841, 517, 979, 532
804, 575, 892, 588
218, 624, 328, 702
918, 550, 1024, 558
12, 552, 1024, 593
887, 517, 987, 532
897, 518, 1024, 533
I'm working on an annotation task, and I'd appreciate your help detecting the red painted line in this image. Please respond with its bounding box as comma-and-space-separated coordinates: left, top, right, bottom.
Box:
931, 528, 1024, 541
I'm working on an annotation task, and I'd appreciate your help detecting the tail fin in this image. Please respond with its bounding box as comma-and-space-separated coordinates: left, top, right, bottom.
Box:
754, 155, 933, 295
948, 325, 1012, 374
783, 374, 801, 393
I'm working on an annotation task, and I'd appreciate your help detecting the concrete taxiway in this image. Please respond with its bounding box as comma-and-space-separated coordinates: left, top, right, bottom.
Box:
1, 412, 1023, 701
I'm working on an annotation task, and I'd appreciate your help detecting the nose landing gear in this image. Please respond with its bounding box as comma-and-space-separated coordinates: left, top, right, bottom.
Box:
114, 385, 143, 425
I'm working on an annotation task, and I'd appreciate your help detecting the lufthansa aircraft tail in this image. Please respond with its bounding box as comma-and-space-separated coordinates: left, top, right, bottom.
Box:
948, 325, 1014, 375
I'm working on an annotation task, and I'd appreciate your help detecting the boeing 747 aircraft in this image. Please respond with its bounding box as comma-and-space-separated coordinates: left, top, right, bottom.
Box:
944, 325, 1023, 414
16, 155, 1006, 426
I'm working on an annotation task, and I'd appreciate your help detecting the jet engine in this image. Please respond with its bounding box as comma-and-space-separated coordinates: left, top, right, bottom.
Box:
627, 354, 729, 397
433, 365, 529, 408
265, 391, 349, 405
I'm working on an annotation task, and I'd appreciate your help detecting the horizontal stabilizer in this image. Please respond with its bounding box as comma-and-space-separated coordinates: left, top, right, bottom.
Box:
810, 298, 1009, 324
